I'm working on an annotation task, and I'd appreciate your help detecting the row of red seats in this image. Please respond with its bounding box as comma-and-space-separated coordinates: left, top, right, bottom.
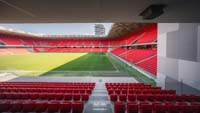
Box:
0, 81, 95, 84
0, 82, 95, 86
110, 48, 157, 76
107, 89, 176, 95
0, 100, 83, 113
106, 83, 159, 89
0, 23, 157, 47
136, 55, 157, 75
114, 101, 200, 113
110, 94, 200, 102
135, 23, 157, 44
0, 93, 90, 101
106, 83, 146, 86
0, 88, 93, 93
46, 48, 108, 52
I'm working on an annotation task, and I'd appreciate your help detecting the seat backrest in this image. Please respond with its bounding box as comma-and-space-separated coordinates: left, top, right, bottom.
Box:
72, 101, 83, 113
60, 101, 71, 113
114, 102, 126, 113
127, 102, 138, 113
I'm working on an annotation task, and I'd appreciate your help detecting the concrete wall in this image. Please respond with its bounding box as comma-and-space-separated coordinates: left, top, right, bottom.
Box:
198, 26, 200, 62
157, 23, 200, 95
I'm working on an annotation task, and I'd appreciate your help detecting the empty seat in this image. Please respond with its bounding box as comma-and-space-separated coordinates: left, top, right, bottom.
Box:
30, 93, 39, 99
47, 102, 59, 113
0, 100, 11, 112
60, 101, 71, 113
119, 94, 127, 101
114, 102, 126, 113
128, 94, 136, 101
137, 94, 146, 101
22, 100, 36, 112
56, 93, 64, 100
72, 101, 83, 113
64, 93, 72, 100
152, 102, 166, 113
47, 93, 56, 100
165, 102, 178, 113
127, 102, 138, 113
140, 102, 152, 113
10, 100, 24, 112
73, 93, 81, 101
110, 94, 118, 101
108, 90, 114, 95
82, 94, 89, 101
35, 101, 48, 112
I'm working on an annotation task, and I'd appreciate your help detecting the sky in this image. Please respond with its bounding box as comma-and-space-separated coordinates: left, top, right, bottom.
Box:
0, 23, 113, 35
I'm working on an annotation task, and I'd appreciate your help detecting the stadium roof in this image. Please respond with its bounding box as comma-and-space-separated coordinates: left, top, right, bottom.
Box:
0, 23, 148, 39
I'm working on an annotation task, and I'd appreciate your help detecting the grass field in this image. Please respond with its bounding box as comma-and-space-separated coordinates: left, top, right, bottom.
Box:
0, 53, 116, 76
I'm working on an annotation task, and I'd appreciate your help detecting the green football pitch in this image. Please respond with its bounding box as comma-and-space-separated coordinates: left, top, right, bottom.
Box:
0, 53, 116, 76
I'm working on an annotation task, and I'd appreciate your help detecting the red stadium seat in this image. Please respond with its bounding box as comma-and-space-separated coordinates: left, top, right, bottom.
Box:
64, 93, 72, 100
128, 94, 136, 101
22, 100, 36, 112
0, 100, 11, 112
35, 101, 48, 112
56, 93, 64, 100
73, 93, 81, 101
82, 94, 89, 101
72, 101, 84, 113
10, 100, 24, 112
140, 102, 152, 113
110, 94, 118, 101
127, 102, 138, 113
119, 94, 127, 101
47, 102, 59, 113
60, 101, 71, 113
152, 102, 166, 113
114, 102, 126, 113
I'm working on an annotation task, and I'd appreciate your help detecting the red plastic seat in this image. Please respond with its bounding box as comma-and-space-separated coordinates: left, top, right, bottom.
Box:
47, 102, 59, 113
177, 104, 197, 113
191, 103, 200, 113
30, 93, 39, 99
108, 90, 114, 95
121, 90, 127, 94
64, 93, 72, 100
72, 101, 83, 113
110, 94, 118, 101
128, 94, 136, 101
140, 102, 152, 113
56, 93, 64, 100
152, 102, 166, 113
163, 94, 175, 101
73, 93, 81, 101
137, 94, 146, 101
47, 93, 56, 100
115, 90, 120, 94
165, 102, 178, 113
119, 94, 127, 101
22, 100, 36, 112
35, 101, 48, 112
82, 94, 89, 101
10, 100, 24, 112
114, 102, 126, 113
39, 93, 47, 100
127, 102, 138, 113
80, 89, 85, 94
86, 89, 92, 94
0, 100, 11, 112
60, 101, 71, 113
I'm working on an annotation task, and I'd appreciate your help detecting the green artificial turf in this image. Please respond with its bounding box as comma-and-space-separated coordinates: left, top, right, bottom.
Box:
0, 53, 116, 76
